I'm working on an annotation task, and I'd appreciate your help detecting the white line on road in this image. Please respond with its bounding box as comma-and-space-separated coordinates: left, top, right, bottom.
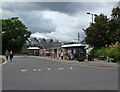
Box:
58, 68, 64, 70
21, 69, 28, 72
38, 68, 41, 71
21, 67, 73, 72
69, 67, 73, 69
33, 69, 42, 71
33, 69, 36, 71
46, 68, 51, 70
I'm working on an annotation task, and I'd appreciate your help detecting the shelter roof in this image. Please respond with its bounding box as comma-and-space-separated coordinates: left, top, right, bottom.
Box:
28, 47, 39, 50
61, 44, 86, 48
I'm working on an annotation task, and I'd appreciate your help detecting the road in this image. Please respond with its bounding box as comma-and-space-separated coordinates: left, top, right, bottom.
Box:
2, 56, 118, 90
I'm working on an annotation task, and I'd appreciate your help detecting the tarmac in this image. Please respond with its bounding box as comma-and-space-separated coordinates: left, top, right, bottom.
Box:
0, 55, 119, 68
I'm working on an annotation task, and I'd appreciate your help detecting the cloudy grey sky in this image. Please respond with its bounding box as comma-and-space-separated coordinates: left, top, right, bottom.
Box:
1, 1, 118, 41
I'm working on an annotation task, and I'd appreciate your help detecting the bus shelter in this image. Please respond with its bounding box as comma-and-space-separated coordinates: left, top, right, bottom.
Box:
61, 44, 86, 61
28, 47, 39, 56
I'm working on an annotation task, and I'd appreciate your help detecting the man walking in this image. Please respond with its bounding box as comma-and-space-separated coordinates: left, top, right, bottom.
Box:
10, 50, 13, 61
5, 50, 9, 61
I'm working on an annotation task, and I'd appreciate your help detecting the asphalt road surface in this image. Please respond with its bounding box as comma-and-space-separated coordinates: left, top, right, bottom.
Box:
2, 56, 118, 90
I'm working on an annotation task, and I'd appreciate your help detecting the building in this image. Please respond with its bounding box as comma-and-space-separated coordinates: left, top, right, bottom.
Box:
50, 42, 62, 59
28, 47, 39, 56
61, 43, 86, 61
39, 42, 53, 57
39, 41, 62, 58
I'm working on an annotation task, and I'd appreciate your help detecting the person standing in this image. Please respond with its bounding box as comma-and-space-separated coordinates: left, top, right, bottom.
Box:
10, 50, 13, 61
5, 50, 9, 61
61, 52, 63, 60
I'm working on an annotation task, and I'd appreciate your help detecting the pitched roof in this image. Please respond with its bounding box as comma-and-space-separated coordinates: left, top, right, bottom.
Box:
39, 41, 62, 49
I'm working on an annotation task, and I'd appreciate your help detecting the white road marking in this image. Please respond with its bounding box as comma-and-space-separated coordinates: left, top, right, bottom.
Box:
58, 68, 64, 70
21, 69, 28, 72
33, 69, 36, 71
33, 69, 42, 71
38, 68, 41, 71
46, 68, 51, 70
70, 67, 73, 69
21, 67, 74, 72
58, 68, 62, 70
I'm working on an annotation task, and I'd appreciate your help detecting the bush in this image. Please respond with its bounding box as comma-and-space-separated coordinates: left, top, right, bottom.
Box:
21, 48, 28, 55
94, 47, 120, 62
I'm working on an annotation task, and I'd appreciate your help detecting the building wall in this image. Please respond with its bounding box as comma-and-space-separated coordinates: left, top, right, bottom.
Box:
39, 49, 46, 56
50, 48, 61, 59
63, 48, 67, 60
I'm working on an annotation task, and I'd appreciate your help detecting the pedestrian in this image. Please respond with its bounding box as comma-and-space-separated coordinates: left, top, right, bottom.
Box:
61, 52, 63, 60
9, 50, 13, 61
5, 50, 9, 61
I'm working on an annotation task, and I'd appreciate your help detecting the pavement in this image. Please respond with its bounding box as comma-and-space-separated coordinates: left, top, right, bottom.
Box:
0, 56, 5, 64
29, 56, 118, 68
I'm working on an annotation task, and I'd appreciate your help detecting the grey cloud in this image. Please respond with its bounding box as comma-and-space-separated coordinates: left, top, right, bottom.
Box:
1, 2, 113, 14
2, 2, 57, 33
19, 11, 56, 33
2, 2, 118, 41
2, 2, 117, 16
2, 2, 71, 13
2, 2, 42, 12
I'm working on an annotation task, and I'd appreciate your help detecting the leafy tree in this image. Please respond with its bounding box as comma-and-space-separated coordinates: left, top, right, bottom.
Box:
84, 14, 110, 49
84, 7, 120, 49
110, 7, 120, 44
2, 17, 31, 54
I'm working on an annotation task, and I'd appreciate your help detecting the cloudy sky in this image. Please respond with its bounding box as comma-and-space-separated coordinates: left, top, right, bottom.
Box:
1, 1, 118, 41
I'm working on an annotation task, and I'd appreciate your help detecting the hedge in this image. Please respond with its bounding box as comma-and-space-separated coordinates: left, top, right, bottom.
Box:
94, 47, 120, 62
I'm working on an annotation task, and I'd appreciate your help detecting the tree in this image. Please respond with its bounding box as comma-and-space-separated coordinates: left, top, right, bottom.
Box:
2, 17, 31, 54
110, 7, 120, 44
84, 14, 110, 49
84, 7, 120, 48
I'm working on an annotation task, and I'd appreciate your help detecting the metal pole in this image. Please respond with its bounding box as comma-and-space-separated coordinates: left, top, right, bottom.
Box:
118, 1, 120, 8
87, 12, 96, 61
92, 14, 94, 61
92, 14, 94, 23
78, 33, 80, 43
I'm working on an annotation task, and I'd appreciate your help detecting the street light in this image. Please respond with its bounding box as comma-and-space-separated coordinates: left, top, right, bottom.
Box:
86, 12, 98, 61
87, 12, 97, 23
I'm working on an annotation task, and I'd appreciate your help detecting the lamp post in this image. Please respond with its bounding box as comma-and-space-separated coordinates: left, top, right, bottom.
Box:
87, 12, 97, 23
87, 12, 97, 61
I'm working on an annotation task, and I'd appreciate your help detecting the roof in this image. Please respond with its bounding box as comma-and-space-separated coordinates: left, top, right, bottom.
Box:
61, 44, 86, 48
39, 41, 62, 49
28, 47, 39, 50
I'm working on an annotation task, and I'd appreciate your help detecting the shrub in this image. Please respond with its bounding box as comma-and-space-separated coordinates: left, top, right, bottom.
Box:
94, 47, 120, 62
21, 48, 28, 55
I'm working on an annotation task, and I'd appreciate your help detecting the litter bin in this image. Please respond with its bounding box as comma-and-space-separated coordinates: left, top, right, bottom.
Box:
88, 55, 92, 61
